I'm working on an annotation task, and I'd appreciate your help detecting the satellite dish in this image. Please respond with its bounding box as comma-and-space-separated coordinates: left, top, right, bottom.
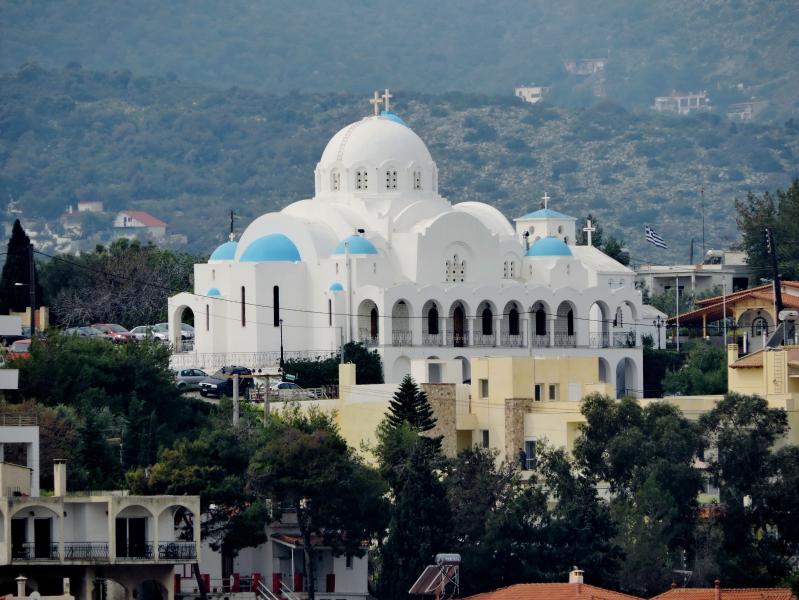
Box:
30, 592, 42, 600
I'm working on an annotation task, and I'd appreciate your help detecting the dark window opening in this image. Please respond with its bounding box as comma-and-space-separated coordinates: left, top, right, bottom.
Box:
509, 308, 520, 336
428, 307, 439, 335
535, 308, 546, 336
241, 286, 246, 327
567, 309, 574, 336
273, 285, 280, 327
482, 307, 493, 335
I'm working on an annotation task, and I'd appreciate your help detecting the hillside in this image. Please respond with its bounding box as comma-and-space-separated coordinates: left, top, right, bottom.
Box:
1, 65, 798, 263
1, 0, 798, 117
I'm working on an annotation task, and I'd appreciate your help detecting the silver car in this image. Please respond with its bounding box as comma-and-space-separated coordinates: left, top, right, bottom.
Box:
130, 325, 169, 342
175, 368, 209, 390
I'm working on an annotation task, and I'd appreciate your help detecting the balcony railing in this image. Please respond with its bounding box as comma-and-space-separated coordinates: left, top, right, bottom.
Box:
531, 334, 549, 348
64, 542, 109, 561
422, 332, 442, 346
158, 541, 197, 560
613, 331, 637, 347
116, 542, 154, 560
589, 332, 610, 348
472, 333, 495, 347
553, 333, 576, 348
357, 329, 379, 347
12, 542, 59, 560
500, 333, 524, 347
0, 412, 37, 426
446, 330, 470, 348
391, 330, 412, 347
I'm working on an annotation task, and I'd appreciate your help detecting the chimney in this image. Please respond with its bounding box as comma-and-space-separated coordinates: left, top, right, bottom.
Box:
16, 575, 27, 598
714, 579, 721, 600
54, 459, 67, 496
569, 567, 584, 594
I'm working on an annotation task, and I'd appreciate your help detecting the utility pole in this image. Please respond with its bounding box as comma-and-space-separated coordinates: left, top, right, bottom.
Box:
279, 318, 285, 381
28, 243, 36, 337
675, 276, 680, 353
700, 187, 705, 257
764, 227, 784, 315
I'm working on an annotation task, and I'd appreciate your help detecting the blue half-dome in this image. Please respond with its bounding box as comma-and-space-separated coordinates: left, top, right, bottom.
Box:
328, 282, 344, 292
240, 233, 301, 262
334, 235, 378, 255
207, 287, 221, 297
209, 240, 238, 261
380, 110, 408, 127
527, 236, 573, 257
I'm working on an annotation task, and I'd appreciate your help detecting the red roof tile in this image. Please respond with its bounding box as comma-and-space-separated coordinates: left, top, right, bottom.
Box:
650, 588, 796, 600
462, 583, 644, 600
120, 210, 167, 228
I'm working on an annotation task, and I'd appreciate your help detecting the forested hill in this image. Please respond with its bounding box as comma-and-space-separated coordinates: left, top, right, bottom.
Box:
1, 65, 798, 262
1, 0, 798, 117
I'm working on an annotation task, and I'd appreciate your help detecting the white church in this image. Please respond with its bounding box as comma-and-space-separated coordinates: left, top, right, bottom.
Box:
168, 92, 643, 395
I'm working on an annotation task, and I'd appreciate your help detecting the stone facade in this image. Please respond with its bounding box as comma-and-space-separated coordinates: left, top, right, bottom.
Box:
421, 383, 458, 457
504, 398, 537, 461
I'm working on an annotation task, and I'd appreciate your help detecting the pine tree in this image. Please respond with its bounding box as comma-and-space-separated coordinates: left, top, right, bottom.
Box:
0, 219, 42, 314
387, 374, 436, 432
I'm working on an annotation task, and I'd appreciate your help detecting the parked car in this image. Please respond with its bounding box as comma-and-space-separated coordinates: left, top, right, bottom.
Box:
157, 322, 195, 341
199, 366, 253, 397
175, 368, 209, 390
1, 325, 30, 347
269, 381, 316, 399
6, 339, 31, 360
64, 326, 114, 340
129, 324, 169, 342
92, 323, 134, 343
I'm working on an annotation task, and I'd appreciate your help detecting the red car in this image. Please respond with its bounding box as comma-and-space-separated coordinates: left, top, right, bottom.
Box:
91, 324, 134, 343
6, 339, 31, 360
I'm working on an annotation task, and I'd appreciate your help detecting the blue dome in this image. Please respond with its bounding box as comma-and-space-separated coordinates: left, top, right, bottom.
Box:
518, 208, 574, 220
207, 287, 221, 296
209, 240, 238, 261
240, 233, 301, 262
334, 235, 378, 255
527, 236, 573, 257
328, 282, 344, 292
380, 110, 408, 127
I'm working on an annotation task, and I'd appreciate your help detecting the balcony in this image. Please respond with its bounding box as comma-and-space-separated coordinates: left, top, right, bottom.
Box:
64, 542, 109, 561
500, 333, 524, 348
531, 335, 549, 348
12, 542, 59, 560
472, 333, 495, 347
553, 333, 576, 348
357, 329, 379, 347
589, 333, 610, 348
116, 542, 154, 560
158, 541, 197, 560
613, 331, 637, 347
446, 330, 469, 348
422, 332, 442, 346
391, 330, 412, 347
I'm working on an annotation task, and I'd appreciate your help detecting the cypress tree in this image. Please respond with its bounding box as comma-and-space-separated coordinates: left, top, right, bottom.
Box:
0, 219, 42, 315
387, 374, 437, 432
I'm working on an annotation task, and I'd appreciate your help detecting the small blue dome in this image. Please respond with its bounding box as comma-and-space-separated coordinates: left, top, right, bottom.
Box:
207, 287, 221, 297
209, 240, 238, 261
518, 208, 574, 220
527, 236, 573, 257
380, 110, 408, 127
240, 233, 301, 262
328, 282, 344, 292
334, 235, 378, 255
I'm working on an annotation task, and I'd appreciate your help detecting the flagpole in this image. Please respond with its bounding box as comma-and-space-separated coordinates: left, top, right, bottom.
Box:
675, 275, 680, 353
722, 281, 727, 345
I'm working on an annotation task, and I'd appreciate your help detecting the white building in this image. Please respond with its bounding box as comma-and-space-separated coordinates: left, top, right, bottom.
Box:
514, 85, 548, 104
653, 90, 711, 115
168, 98, 644, 394
635, 250, 751, 297
113, 210, 168, 240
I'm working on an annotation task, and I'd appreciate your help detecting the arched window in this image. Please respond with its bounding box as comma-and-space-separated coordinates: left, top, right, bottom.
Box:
370, 308, 379, 338
510, 261, 516, 278
567, 309, 574, 336
205, 304, 209, 331
356, 169, 368, 190
446, 254, 466, 282
509, 308, 520, 336
413, 169, 422, 190
273, 285, 280, 327
335, 263, 339, 274
428, 306, 439, 335
385, 169, 398, 190
503, 261, 509, 278
212, 269, 215, 280
482, 307, 493, 335
331, 170, 341, 191
535, 308, 546, 336
614, 307, 623, 328
752, 317, 769, 336
328, 299, 332, 326
460, 260, 466, 282
241, 286, 246, 327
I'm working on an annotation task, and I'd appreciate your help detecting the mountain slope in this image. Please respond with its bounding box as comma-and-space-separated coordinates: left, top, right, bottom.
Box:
1, 66, 797, 263
1, 0, 798, 116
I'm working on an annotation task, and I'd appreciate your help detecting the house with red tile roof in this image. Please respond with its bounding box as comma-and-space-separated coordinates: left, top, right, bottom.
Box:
650, 580, 796, 600
113, 210, 168, 240
461, 569, 645, 600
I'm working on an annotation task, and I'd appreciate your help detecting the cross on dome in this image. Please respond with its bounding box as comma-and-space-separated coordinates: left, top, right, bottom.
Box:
583, 219, 596, 246
369, 91, 383, 116
541, 191, 550, 209
382, 88, 393, 112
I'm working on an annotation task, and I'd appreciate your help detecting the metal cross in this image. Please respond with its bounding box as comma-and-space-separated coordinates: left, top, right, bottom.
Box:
541, 191, 550, 209
369, 91, 383, 116
583, 218, 595, 246
382, 88, 393, 112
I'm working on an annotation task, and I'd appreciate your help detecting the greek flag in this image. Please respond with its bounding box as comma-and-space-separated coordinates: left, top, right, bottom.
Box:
645, 225, 667, 249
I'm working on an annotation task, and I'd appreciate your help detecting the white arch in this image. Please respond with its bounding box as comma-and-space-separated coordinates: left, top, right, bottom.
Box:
391, 299, 413, 346
615, 357, 638, 398
357, 299, 379, 346
392, 356, 411, 381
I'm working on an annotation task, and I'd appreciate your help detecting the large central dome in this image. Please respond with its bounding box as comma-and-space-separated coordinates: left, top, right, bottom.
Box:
314, 113, 438, 197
